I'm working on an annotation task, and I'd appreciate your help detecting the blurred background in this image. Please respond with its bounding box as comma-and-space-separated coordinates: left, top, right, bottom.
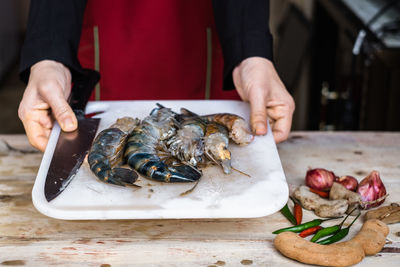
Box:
0, 0, 399, 135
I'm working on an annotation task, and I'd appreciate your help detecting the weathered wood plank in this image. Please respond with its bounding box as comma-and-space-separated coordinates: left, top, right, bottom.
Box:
0, 239, 399, 266
1, 240, 278, 267
1, 133, 400, 266
0, 136, 42, 180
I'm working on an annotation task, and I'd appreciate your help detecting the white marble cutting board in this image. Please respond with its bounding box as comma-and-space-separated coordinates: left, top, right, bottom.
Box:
32, 100, 288, 220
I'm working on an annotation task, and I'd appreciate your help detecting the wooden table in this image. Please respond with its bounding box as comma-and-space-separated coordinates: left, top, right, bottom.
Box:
1, 132, 399, 266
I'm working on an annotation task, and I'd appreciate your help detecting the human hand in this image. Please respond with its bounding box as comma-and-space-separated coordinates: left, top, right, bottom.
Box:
233, 57, 295, 143
18, 60, 76, 151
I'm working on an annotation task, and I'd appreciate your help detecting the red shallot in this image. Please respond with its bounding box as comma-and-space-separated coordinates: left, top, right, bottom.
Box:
335, 175, 358, 191
305, 168, 336, 191
357, 170, 387, 209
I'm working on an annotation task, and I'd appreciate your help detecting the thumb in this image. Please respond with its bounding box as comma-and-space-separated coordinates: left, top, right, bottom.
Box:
249, 90, 268, 135
52, 100, 77, 132
42, 88, 77, 132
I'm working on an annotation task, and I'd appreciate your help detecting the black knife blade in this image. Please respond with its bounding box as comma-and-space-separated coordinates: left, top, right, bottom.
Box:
44, 69, 100, 202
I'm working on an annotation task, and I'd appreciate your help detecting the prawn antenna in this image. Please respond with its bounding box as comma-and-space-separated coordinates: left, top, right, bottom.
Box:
205, 150, 250, 177
180, 180, 200, 196
232, 166, 251, 178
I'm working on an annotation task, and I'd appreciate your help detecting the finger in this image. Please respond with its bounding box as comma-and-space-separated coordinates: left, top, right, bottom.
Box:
34, 129, 51, 152
39, 114, 54, 129
32, 102, 50, 110
249, 90, 268, 135
268, 118, 275, 130
22, 109, 52, 151
233, 67, 246, 100
23, 118, 51, 152
40, 82, 77, 132
268, 109, 293, 143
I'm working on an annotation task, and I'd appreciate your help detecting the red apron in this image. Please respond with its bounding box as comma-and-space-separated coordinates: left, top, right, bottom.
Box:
78, 0, 240, 101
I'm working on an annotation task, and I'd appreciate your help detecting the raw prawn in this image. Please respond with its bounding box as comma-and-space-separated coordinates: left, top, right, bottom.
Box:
179, 108, 232, 174
124, 106, 202, 182
203, 121, 232, 174
88, 117, 139, 186
166, 116, 206, 167
201, 113, 254, 145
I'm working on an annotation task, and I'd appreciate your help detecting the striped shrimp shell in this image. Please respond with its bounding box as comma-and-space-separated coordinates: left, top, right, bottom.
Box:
88, 117, 139, 186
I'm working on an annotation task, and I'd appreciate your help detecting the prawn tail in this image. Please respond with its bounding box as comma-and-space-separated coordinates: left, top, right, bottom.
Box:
125, 152, 202, 183
88, 152, 138, 186
168, 163, 203, 182
108, 168, 139, 186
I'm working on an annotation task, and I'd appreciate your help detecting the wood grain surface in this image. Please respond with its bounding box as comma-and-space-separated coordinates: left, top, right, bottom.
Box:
1, 132, 399, 266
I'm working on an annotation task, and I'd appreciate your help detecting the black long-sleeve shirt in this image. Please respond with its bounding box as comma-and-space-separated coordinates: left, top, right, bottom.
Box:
20, 0, 273, 89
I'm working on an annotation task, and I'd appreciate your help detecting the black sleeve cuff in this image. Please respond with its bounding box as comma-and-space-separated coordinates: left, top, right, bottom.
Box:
213, 0, 274, 90
19, 37, 85, 84
19, 0, 87, 84
221, 31, 273, 90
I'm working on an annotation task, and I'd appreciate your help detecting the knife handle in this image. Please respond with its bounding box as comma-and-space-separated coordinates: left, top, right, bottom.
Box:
69, 69, 100, 114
